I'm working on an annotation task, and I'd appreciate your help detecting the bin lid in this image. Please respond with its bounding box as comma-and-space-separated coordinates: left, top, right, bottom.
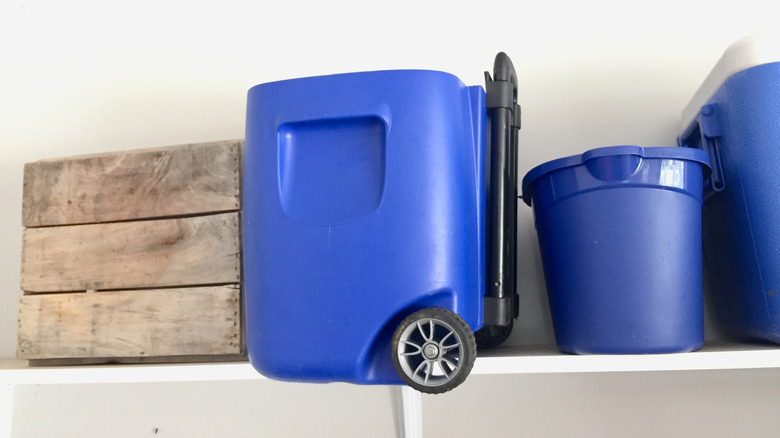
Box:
682, 32, 780, 128
521, 145, 711, 206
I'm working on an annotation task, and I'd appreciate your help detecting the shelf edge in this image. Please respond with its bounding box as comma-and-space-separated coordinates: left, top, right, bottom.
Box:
4, 345, 780, 385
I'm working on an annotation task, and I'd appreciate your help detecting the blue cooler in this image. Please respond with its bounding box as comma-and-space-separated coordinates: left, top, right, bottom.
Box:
678, 34, 780, 343
244, 54, 522, 394
522, 146, 711, 354
244, 70, 486, 385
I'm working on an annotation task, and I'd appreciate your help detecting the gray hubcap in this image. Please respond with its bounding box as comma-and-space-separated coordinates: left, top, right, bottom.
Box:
396, 318, 462, 387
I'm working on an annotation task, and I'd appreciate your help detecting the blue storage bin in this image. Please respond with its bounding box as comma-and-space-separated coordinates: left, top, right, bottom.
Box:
679, 34, 780, 343
522, 146, 711, 354
244, 70, 487, 384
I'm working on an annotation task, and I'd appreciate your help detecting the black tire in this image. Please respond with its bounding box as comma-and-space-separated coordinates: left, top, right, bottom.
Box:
391, 308, 477, 394
475, 320, 514, 349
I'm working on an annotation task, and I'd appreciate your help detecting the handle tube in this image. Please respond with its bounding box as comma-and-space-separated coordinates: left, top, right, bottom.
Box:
484, 52, 521, 326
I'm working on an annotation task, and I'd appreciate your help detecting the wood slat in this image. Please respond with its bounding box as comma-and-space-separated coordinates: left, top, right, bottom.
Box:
17, 286, 241, 359
21, 212, 240, 292
26, 354, 248, 367
22, 140, 242, 227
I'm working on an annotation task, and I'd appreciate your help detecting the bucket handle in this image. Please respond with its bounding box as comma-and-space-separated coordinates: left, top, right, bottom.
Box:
678, 104, 725, 200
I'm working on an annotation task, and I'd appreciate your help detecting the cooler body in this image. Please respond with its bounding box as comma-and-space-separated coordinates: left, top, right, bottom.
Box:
244, 70, 486, 384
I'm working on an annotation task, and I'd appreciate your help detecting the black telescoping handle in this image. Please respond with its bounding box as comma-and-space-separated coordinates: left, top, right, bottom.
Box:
487, 52, 518, 108
484, 52, 521, 327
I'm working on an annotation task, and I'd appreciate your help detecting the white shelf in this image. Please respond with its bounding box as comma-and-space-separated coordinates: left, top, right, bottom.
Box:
473, 342, 780, 375
3, 342, 780, 386
0, 360, 264, 385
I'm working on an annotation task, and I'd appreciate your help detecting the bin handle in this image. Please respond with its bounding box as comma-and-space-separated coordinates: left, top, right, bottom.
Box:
678, 104, 725, 200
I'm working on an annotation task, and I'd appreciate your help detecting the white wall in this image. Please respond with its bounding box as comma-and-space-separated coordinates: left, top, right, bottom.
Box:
3, 0, 779, 436
424, 368, 780, 437
12, 380, 401, 437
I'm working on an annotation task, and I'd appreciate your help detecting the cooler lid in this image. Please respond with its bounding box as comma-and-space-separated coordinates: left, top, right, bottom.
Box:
682, 32, 780, 128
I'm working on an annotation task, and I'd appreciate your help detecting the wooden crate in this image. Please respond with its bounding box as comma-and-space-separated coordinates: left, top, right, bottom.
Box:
17, 140, 245, 364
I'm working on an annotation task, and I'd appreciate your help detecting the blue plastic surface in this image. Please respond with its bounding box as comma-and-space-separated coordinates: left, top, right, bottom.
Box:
244, 70, 486, 384
679, 62, 780, 343
522, 146, 711, 354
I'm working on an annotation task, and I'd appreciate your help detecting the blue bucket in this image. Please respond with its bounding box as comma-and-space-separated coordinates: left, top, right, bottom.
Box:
522, 146, 711, 354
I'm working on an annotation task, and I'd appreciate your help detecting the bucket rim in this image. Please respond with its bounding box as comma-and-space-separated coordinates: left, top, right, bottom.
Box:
521, 146, 712, 206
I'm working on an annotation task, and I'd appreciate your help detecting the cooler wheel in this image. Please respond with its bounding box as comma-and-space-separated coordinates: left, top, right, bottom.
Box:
391, 308, 477, 394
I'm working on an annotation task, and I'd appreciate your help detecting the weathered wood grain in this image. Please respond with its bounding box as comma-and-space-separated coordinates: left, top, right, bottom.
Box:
27, 354, 248, 367
17, 286, 242, 359
21, 212, 240, 292
22, 140, 242, 227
